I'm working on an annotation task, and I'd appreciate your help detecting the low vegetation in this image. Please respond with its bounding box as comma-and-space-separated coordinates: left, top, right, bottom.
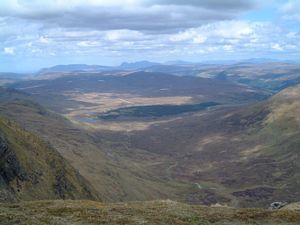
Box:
1, 200, 300, 225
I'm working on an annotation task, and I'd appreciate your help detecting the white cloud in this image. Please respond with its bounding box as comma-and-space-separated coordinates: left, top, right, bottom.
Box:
271, 43, 283, 51
281, 0, 300, 14
212, 21, 253, 38
223, 45, 233, 51
77, 41, 100, 47
0, 0, 299, 70
104, 30, 145, 42
193, 35, 207, 44
3, 47, 15, 55
280, 0, 300, 22
1, 19, 299, 60
170, 29, 207, 43
169, 21, 267, 46
0, 0, 254, 33
39, 36, 50, 44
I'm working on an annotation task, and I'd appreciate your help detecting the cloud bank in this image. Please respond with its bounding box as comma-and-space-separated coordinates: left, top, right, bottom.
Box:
0, 0, 299, 71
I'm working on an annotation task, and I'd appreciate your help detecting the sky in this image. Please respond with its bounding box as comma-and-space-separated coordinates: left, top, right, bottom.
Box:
0, 0, 300, 72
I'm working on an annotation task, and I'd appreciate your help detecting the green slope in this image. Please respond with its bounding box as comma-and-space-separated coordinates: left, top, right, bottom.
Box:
0, 116, 99, 202
189, 85, 300, 206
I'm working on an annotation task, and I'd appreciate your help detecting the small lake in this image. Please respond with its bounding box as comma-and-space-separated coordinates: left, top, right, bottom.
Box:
97, 102, 220, 120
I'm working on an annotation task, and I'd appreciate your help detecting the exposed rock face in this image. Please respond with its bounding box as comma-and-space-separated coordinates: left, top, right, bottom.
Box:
0, 135, 26, 201
0, 135, 28, 184
0, 117, 100, 202
54, 172, 75, 199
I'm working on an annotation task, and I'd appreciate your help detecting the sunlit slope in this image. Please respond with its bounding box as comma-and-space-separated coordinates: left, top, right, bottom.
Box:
200, 84, 300, 206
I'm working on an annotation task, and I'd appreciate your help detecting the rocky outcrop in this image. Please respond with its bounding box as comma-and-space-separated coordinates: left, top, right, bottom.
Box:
270, 202, 287, 210
0, 135, 28, 184
0, 135, 28, 201
0, 117, 100, 202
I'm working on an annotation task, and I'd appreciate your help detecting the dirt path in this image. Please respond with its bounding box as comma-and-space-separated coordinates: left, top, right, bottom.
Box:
194, 183, 203, 189
165, 162, 178, 178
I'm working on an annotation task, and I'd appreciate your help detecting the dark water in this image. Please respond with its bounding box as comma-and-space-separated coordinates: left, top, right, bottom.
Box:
98, 102, 220, 120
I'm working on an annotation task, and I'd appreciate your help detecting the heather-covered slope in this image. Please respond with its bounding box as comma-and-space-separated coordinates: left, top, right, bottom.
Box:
122, 84, 300, 207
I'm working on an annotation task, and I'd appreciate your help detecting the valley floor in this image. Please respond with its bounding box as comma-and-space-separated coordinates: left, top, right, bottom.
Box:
0, 200, 300, 225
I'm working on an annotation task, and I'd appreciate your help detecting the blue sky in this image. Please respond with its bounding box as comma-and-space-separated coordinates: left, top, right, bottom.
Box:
0, 0, 299, 72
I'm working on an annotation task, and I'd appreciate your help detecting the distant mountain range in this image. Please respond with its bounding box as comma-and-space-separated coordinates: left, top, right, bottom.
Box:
38, 64, 111, 73
119, 60, 160, 69
36, 59, 300, 75
38, 61, 161, 74
0, 72, 28, 79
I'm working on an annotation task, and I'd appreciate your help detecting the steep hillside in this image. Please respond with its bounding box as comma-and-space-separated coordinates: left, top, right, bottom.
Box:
214, 85, 300, 206
0, 200, 299, 225
116, 84, 300, 207
0, 116, 98, 202
0, 89, 192, 203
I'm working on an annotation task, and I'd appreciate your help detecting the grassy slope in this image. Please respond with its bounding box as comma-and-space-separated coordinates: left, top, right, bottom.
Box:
212, 85, 300, 206
0, 200, 299, 225
202, 85, 300, 206
0, 116, 98, 202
